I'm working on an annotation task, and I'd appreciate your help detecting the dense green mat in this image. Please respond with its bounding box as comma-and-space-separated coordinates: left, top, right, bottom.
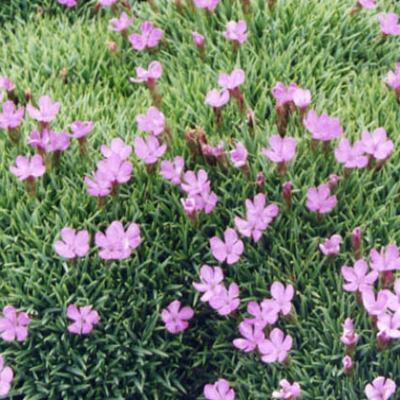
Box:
0, 0, 399, 399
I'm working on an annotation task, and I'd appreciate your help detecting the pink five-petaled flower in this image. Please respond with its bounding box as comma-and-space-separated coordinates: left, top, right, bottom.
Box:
67, 305, 99, 335
192, 32, 205, 48
69, 121, 94, 139
108, 12, 134, 32
0, 306, 30, 342
180, 197, 197, 217
377, 311, 400, 339
377, 13, 400, 36
362, 290, 389, 316
205, 89, 230, 108
97, 154, 132, 185
234, 194, 279, 242
230, 142, 247, 168
233, 320, 265, 352
262, 135, 297, 163
293, 88, 311, 108
194, 0, 220, 11
271, 281, 294, 316
272, 380, 301, 399
218, 69, 245, 91
358, 0, 376, 9
248, 299, 279, 328
95, 220, 141, 260
303, 110, 343, 141
129, 21, 162, 50
209, 283, 240, 315
384, 278, 400, 311
130, 61, 162, 83
340, 318, 359, 346
319, 234, 342, 256
134, 136, 167, 165
85, 170, 112, 198
136, 106, 165, 136
365, 377, 396, 400
193, 265, 224, 302
259, 328, 293, 364
361, 128, 394, 161
384, 63, 400, 92
341, 260, 378, 292
223, 21, 248, 44
101, 138, 132, 160
9, 154, 45, 181
0, 76, 14, 92
210, 228, 244, 264
58, 0, 77, 6
334, 138, 368, 169
370, 245, 400, 272
181, 169, 209, 195
0, 101, 24, 129
306, 184, 337, 214
29, 129, 70, 153
271, 82, 298, 105
54, 227, 90, 259
160, 156, 185, 185
0, 355, 13, 396
26, 95, 60, 123
204, 379, 235, 400
161, 300, 194, 334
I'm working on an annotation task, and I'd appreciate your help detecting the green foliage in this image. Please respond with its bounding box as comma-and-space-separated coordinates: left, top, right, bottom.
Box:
0, 0, 399, 399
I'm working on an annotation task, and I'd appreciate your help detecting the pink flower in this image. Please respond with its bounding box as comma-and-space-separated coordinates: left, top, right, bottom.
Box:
204, 379, 235, 400
97, 154, 132, 184
370, 245, 400, 272
328, 174, 341, 189
234, 194, 279, 243
358, 0, 376, 9
134, 136, 167, 164
209, 283, 240, 315
218, 69, 245, 91
0, 76, 14, 92
136, 106, 165, 136
271, 82, 298, 105
67, 305, 99, 335
181, 169, 210, 195
29, 129, 70, 153
384, 63, 400, 90
272, 380, 301, 399
190, 191, 218, 215
97, 0, 117, 5
26, 95, 60, 123
180, 197, 197, 217
377, 311, 400, 339
95, 221, 141, 260
161, 300, 194, 334
101, 138, 132, 160
306, 184, 337, 214
385, 278, 400, 311
230, 142, 247, 168
361, 128, 393, 161
54, 228, 89, 259
365, 377, 396, 400
69, 121, 94, 139
377, 13, 400, 36
362, 290, 388, 316
192, 32, 205, 48
259, 328, 293, 364
0, 101, 24, 129
130, 61, 162, 83
319, 234, 342, 256
335, 138, 368, 169
342, 355, 353, 372
205, 89, 230, 108
9, 154, 45, 181
270, 282, 294, 316
303, 110, 343, 141
247, 300, 279, 328
340, 318, 359, 346
108, 12, 134, 32
233, 320, 265, 352
58, 0, 77, 6
262, 135, 297, 163
194, 0, 220, 11
84, 170, 112, 198
341, 260, 378, 292
129, 21, 163, 50
293, 88, 311, 108
0, 306, 30, 342
160, 156, 185, 185
0, 355, 13, 396
223, 21, 248, 44
193, 265, 224, 302
210, 228, 244, 264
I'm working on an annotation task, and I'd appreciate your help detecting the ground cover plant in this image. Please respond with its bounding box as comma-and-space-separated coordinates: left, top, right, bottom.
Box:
0, 0, 400, 399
